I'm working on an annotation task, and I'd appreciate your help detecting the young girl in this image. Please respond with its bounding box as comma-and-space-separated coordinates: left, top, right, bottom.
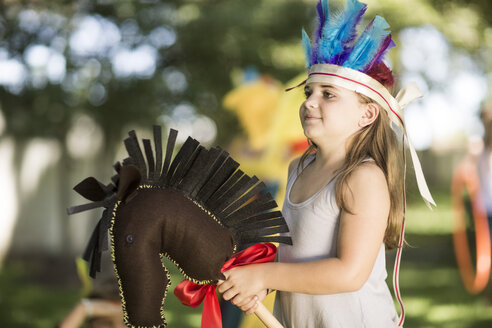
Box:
217, 0, 435, 327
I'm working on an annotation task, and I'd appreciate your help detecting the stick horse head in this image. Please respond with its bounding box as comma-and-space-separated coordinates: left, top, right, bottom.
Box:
67, 126, 292, 327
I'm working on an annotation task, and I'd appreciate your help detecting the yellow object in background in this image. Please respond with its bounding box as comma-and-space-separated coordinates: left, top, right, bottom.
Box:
224, 73, 307, 208
223, 77, 282, 151
75, 257, 92, 297
223, 73, 307, 327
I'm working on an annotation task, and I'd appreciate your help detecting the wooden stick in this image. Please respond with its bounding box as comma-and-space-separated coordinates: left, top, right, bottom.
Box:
254, 302, 284, 328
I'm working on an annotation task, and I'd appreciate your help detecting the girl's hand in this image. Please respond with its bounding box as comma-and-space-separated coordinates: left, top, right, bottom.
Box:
217, 264, 266, 307
239, 289, 268, 315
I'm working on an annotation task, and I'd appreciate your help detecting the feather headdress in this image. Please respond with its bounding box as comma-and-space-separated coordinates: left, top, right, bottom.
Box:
303, 0, 394, 72
298, 0, 434, 211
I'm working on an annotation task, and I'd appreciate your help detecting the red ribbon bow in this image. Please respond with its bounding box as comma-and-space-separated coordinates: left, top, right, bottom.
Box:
174, 243, 277, 328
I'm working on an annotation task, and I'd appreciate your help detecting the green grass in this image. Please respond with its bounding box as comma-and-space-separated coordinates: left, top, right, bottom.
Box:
406, 189, 454, 235
390, 188, 492, 327
396, 260, 492, 327
0, 262, 80, 328
0, 258, 204, 328
1, 190, 492, 327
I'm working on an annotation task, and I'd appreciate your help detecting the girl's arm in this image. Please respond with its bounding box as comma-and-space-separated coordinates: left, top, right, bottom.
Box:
218, 162, 390, 304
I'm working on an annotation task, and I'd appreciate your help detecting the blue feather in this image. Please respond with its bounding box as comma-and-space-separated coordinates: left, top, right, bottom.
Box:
302, 28, 312, 68
344, 16, 391, 71
322, 0, 329, 20
314, 0, 329, 41
317, 0, 366, 64
311, 0, 330, 64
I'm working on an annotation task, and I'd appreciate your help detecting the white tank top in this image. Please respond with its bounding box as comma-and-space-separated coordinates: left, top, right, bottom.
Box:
273, 154, 398, 327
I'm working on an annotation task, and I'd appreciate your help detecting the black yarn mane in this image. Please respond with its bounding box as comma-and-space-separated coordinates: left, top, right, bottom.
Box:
68, 126, 292, 278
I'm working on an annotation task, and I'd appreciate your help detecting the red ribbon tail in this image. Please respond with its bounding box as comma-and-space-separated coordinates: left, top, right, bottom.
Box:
201, 285, 222, 328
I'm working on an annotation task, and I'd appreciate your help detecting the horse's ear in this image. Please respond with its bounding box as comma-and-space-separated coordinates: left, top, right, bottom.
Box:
117, 165, 141, 202
73, 177, 107, 201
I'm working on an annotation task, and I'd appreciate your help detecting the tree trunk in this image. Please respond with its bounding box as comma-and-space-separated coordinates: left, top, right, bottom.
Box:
58, 142, 73, 256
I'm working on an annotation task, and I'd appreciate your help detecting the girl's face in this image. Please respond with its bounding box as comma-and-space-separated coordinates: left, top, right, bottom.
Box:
300, 82, 366, 144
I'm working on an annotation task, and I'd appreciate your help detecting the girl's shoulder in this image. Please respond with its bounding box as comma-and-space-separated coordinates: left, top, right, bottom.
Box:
287, 153, 317, 177
342, 160, 389, 208
351, 160, 386, 185
287, 155, 302, 176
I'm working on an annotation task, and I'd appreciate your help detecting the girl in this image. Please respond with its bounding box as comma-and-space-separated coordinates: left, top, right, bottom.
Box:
217, 0, 435, 327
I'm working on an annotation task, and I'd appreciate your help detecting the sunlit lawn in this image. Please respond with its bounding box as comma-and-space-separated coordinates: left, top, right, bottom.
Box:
0, 258, 203, 328
397, 190, 492, 327
1, 190, 492, 327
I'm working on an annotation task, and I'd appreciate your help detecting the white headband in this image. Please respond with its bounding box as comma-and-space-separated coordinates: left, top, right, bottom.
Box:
306, 64, 436, 208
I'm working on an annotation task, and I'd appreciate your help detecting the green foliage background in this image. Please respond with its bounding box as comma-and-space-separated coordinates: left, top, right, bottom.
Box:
2, 0, 492, 327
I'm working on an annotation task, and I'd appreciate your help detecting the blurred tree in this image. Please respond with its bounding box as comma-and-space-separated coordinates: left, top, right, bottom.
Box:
1, 0, 492, 146
1, 0, 492, 255
0, 1, 183, 254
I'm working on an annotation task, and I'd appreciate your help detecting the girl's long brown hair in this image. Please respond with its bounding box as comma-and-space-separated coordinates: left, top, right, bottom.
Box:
298, 95, 404, 249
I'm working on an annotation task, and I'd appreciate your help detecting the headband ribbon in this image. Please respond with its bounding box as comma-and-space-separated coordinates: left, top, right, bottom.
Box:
305, 64, 435, 209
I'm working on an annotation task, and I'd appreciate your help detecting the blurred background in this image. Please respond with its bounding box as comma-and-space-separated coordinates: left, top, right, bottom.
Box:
1, 0, 492, 327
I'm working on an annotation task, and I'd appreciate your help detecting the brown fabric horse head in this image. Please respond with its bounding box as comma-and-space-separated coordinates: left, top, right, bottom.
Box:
68, 126, 292, 327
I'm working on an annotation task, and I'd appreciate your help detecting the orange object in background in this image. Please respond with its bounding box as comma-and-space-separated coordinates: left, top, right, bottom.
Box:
451, 161, 491, 294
